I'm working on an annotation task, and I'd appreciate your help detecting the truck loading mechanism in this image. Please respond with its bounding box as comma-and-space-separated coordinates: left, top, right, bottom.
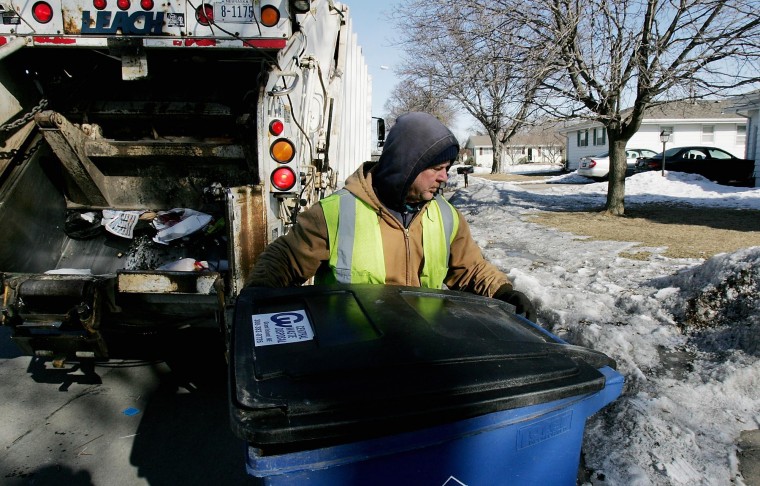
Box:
0, 0, 379, 361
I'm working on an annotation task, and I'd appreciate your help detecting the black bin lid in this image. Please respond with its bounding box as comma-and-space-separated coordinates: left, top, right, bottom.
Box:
230, 285, 614, 451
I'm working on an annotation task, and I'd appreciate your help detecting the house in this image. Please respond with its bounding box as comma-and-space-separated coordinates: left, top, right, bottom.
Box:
465, 126, 564, 169
729, 90, 760, 186
558, 100, 747, 172
465, 135, 494, 168
459, 147, 473, 165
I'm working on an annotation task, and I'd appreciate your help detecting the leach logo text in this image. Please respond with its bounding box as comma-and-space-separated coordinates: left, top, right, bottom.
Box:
81, 11, 165, 35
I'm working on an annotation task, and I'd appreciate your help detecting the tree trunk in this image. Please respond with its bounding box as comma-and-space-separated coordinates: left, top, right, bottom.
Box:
605, 137, 628, 216
489, 132, 502, 173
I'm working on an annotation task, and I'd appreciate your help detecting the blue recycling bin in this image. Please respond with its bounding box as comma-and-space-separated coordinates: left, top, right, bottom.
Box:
229, 285, 624, 485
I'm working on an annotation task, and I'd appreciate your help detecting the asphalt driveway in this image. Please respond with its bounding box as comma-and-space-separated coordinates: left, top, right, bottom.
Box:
0, 326, 255, 486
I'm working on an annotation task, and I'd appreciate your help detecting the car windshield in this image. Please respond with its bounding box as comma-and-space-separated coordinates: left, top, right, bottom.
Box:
650, 147, 680, 158
708, 148, 735, 159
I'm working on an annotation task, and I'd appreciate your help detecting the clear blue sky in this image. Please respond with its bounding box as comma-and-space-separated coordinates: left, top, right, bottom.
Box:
343, 1, 475, 142
343, 2, 403, 118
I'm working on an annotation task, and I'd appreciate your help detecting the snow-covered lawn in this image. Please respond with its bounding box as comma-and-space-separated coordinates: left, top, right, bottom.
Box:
448, 167, 760, 485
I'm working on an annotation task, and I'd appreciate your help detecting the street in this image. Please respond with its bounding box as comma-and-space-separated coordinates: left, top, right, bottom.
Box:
0, 326, 256, 485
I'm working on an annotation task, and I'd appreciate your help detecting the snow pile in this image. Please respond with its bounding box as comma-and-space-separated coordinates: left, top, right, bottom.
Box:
658, 248, 760, 355
446, 168, 760, 485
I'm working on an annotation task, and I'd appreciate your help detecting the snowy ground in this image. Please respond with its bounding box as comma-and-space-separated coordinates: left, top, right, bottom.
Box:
447, 165, 760, 486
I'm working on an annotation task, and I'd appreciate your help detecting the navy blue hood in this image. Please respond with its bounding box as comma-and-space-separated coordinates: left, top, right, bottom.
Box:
372, 112, 459, 210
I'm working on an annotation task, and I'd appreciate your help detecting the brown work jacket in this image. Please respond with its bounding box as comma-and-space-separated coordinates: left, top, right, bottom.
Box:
246, 162, 511, 297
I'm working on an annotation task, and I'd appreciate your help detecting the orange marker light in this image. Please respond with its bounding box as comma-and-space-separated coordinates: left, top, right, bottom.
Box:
270, 139, 295, 163
260, 5, 280, 27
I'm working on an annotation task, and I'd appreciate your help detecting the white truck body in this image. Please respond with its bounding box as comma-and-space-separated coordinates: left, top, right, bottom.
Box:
0, 0, 375, 359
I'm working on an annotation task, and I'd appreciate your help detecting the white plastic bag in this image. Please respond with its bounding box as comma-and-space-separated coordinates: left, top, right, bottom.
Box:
157, 258, 209, 271
151, 209, 212, 245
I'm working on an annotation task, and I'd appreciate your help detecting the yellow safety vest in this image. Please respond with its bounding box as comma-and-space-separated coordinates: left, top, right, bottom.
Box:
316, 190, 459, 288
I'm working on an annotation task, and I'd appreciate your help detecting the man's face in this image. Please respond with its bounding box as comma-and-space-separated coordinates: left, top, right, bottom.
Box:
406, 162, 450, 203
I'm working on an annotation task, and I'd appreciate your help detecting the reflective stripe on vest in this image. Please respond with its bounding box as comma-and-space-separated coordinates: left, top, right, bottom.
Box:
420, 194, 458, 288
317, 190, 458, 288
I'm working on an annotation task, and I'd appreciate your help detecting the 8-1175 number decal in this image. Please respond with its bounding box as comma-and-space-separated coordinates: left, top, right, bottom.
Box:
214, 0, 254, 23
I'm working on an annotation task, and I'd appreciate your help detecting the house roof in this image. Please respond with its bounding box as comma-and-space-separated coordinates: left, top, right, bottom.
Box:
466, 122, 565, 148
729, 89, 760, 112
642, 99, 742, 120
466, 135, 491, 147
558, 99, 745, 133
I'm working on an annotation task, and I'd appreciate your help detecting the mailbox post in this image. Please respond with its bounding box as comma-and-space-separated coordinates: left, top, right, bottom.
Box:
660, 130, 672, 177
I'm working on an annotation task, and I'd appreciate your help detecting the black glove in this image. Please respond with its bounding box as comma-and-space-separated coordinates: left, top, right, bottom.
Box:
493, 285, 537, 321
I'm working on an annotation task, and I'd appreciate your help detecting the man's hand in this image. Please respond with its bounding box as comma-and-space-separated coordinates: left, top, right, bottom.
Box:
493, 285, 537, 321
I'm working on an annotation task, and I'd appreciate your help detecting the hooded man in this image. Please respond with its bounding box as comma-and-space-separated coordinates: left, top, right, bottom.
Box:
246, 112, 535, 320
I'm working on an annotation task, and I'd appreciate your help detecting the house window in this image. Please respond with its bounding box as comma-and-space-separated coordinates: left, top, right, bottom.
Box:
577, 130, 589, 147
702, 125, 714, 143
593, 128, 606, 146
737, 124, 747, 144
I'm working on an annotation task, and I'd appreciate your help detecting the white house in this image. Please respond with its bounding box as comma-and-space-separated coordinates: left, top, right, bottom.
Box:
465, 135, 494, 168
729, 90, 760, 186
465, 127, 564, 169
559, 100, 747, 171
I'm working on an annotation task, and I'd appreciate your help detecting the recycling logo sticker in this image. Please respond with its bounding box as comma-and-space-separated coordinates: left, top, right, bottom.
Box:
252, 310, 314, 347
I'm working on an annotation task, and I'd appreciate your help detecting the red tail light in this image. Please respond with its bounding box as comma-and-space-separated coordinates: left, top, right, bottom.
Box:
269, 119, 284, 136
32, 1, 53, 23
588, 160, 597, 168
271, 167, 297, 191
270, 136, 297, 192
196, 4, 213, 25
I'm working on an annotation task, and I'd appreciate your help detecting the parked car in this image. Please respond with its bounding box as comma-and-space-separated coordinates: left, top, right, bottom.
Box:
634, 146, 756, 187
577, 148, 658, 180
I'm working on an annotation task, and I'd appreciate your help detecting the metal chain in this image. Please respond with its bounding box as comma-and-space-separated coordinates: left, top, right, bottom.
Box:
0, 98, 48, 160
0, 98, 48, 134
0, 136, 43, 164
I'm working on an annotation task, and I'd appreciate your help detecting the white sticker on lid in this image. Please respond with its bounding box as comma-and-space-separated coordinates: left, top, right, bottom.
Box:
252, 310, 314, 347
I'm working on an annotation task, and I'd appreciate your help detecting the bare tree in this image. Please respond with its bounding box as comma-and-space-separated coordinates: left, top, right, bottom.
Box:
481, 0, 760, 214
503, 142, 527, 165
511, 122, 567, 165
383, 77, 458, 128
542, 140, 566, 166
393, 2, 555, 173
394, 0, 760, 212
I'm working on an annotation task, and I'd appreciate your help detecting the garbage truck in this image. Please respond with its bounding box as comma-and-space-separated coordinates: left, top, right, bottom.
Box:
0, 0, 376, 360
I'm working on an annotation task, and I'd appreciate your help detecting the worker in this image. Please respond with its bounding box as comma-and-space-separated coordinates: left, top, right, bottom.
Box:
246, 112, 536, 321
